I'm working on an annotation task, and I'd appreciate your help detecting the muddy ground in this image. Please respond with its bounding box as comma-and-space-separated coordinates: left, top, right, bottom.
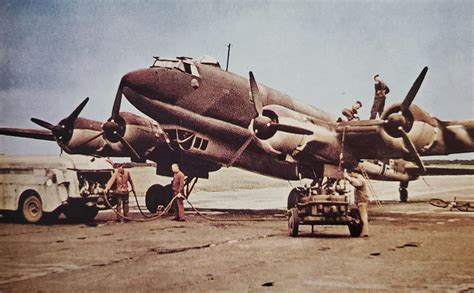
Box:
1, 201, 473, 292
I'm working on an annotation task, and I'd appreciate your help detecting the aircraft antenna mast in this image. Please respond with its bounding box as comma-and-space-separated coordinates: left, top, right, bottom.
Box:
226, 43, 231, 71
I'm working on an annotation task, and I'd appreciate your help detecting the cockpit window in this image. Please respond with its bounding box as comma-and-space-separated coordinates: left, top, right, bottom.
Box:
177, 60, 200, 77
150, 57, 180, 69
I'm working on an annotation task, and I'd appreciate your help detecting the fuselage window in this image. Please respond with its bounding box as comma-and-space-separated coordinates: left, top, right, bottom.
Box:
194, 137, 202, 149
200, 139, 209, 151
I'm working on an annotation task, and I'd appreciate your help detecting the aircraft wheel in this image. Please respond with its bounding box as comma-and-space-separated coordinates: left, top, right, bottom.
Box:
399, 188, 408, 202
20, 192, 43, 224
399, 181, 409, 202
145, 184, 173, 213
287, 188, 304, 209
288, 207, 299, 237
348, 208, 363, 237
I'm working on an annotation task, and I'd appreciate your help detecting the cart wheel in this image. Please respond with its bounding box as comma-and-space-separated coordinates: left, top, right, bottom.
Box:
429, 198, 449, 208
288, 207, 299, 237
287, 188, 303, 209
348, 208, 363, 237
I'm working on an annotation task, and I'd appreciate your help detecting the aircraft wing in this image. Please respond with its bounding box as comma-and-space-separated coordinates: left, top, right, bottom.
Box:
336, 117, 474, 162
420, 166, 474, 176
0, 127, 55, 141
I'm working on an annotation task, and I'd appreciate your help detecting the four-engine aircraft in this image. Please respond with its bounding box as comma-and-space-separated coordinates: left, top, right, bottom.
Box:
1, 55, 473, 208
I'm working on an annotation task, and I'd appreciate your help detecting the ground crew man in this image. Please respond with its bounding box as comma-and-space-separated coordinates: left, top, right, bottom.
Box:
370, 74, 390, 119
344, 171, 369, 237
105, 164, 135, 222
171, 163, 185, 221
342, 101, 362, 121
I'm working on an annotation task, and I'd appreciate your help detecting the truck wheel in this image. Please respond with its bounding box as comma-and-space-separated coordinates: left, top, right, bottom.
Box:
21, 193, 43, 223
348, 208, 363, 237
288, 207, 300, 237
145, 184, 173, 213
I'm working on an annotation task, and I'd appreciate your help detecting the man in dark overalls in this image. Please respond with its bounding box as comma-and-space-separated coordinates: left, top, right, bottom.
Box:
370, 74, 390, 119
171, 163, 185, 221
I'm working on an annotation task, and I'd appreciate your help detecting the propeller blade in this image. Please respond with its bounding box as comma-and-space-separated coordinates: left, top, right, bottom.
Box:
111, 82, 123, 119
75, 131, 104, 148
249, 71, 263, 116
401, 66, 428, 112
272, 123, 314, 135
31, 118, 54, 130
66, 97, 89, 123
118, 136, 142, 162
399, 127, 426, 173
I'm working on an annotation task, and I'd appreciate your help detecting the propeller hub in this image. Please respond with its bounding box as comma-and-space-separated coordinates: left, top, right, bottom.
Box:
102, 119, 125, 143
253, 116, 277, 140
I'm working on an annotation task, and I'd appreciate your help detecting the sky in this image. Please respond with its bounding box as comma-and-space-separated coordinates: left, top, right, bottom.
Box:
0, 0, 472, 159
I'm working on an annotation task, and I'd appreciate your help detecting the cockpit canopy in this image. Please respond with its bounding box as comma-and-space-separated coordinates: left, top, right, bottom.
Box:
150, 55, 221, 77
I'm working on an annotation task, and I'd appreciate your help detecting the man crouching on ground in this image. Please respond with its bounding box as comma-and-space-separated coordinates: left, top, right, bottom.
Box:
171, 163, 185, 221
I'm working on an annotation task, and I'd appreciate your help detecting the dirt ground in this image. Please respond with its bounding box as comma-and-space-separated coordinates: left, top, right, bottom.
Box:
1, 201, 473, 292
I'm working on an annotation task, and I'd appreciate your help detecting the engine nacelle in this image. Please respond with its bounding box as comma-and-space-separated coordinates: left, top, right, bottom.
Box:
103, 112, 166, 158
252, 105, 340, 160
380, 103, 439, 156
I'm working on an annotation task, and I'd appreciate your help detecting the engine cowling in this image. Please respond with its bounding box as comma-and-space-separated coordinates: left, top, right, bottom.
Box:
101, 112, 166, 159
380, 103, 439, 156
251, 105, 340, 160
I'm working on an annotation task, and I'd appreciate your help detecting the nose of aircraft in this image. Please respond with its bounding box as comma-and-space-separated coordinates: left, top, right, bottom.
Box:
122, 69, 156, 94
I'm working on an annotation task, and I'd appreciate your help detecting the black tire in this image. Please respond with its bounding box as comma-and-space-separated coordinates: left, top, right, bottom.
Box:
287, 188, 304, 209
42, 209, 61, 224
348, 208, 363, 237
64, 205, 98, 222
399, 187, 408, 202
145, 184, 173, 213
429, 198, 449, 208
20, 193, 43, 223
288, 207, 300, 237
2, 211, 18, 221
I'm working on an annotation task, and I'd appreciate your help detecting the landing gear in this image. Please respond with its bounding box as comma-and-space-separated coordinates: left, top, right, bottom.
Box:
145, 177, 198, 213
399, 181, 409, 202
145, 184, 173, 213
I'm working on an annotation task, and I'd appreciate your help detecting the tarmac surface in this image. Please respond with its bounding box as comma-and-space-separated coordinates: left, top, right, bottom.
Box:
1, 200, 474, 292
1, 175, 474, 292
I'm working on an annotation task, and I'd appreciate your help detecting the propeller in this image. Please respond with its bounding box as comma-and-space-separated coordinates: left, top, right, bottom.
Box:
101, 80, 142, 162
248, 71, 313, 140
226, 72, 313, 167
399, 127, 426, 173
386, 67, 428, 132
383, 67, 429, 173
31, 97, 90, 146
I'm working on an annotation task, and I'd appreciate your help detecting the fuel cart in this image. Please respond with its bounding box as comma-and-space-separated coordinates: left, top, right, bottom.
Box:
287, 188, 363, 237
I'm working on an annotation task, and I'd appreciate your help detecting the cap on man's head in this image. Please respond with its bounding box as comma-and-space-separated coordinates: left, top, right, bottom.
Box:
373, 74, 379, 80
355, 100, 362, 107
